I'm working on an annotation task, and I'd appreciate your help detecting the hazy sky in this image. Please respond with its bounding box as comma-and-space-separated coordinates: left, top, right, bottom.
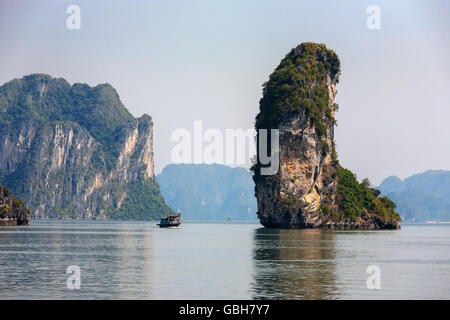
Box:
1, 0, 449, 184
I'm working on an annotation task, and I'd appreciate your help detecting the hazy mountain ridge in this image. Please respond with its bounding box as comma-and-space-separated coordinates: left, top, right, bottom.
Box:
156, 164, 257, 221
378, 170, 450, 221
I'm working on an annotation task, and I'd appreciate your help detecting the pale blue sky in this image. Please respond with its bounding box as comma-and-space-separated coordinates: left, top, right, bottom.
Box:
1, 0, 449, 184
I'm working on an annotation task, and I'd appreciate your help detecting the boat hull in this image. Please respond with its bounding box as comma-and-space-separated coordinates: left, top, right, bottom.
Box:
157, 223, 181, 228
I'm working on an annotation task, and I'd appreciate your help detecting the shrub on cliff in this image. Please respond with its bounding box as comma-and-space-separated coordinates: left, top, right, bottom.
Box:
0, 204, 10, 216
255, 42, 340, 135
0, 184, 30, 225
109, 180, 173, 220
336, 166, 401, 222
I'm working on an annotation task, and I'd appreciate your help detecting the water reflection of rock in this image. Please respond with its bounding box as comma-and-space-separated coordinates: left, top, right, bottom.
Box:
252, 228, 338, 299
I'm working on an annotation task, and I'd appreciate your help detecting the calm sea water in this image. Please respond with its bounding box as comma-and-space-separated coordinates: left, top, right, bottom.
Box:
0, 221, 449, 299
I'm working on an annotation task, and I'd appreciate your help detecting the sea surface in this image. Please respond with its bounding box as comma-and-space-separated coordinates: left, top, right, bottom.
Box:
0, 221, 449, 299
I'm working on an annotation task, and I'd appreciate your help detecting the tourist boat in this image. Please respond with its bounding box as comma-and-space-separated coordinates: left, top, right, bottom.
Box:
157, 212, 182, 228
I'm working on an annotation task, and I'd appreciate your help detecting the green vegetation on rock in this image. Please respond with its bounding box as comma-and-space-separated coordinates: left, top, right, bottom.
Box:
336, 166, 401, 222
0, 184, 30, 225
255, 42, 340, 135
110, 180, 173, 220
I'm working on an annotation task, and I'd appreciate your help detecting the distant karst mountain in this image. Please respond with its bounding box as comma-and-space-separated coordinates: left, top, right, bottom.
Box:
378, 170, 450, 221
156, 164, 257, 221
0, 74, 172, 220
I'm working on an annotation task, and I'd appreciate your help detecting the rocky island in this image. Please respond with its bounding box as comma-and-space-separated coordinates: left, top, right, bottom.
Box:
0, 74, 172, 220
252, 43, 401, 229
0, 184, 30, 225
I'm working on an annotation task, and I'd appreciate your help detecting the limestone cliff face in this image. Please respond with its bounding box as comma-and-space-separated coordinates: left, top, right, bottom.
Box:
253, 43, 339, 228
0, 74, 172, 220
253, 43, 400, 229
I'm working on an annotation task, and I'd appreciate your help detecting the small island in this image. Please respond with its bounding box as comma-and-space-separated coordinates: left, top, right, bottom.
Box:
0, 184, 30, 226
252, 42, 401, 229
